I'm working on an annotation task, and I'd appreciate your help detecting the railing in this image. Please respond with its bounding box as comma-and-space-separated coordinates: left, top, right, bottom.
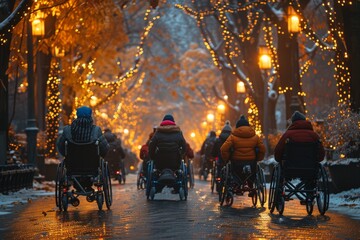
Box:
0, 164, 37, 194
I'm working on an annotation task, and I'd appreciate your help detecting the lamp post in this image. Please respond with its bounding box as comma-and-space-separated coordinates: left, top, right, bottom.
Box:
25, 13, 44, 165
258, 45, 272, 159
287, 6, 302, 114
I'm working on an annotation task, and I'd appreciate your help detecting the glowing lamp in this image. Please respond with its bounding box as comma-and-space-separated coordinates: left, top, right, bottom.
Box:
207, 113, 215, 123
217, 104, 225, 114
258, 46, 272, 70
31, 12, 45, 37
288, 7, 300, 33
237, 81, 246, 93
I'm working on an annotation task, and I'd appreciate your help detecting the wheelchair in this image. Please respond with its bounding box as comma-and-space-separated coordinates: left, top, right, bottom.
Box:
187, 159, 195, 189
137, 162, 147, 190
268, 140, 330, 215
146, 159, 188, 201
219, 160, 266, 208
55, 140, 112, 211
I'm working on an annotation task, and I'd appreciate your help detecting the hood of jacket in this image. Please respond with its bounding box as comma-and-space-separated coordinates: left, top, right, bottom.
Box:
287, 120, 314, 131
156, 124, 181, 133
232, 126, 256, 139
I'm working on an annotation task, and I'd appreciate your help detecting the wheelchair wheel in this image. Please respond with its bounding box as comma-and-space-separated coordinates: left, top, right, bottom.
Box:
139, 176, 146, 190
182, 161, 188, 201
268, 163, 281, 213
55, 161, 65, 210
188, 160, 195, 189
150, 187, 156, 200
218, 167, 226, 202
251, 190, 258, 207
97, 192, 104, 210
62, 193, 69, 212
316, 164, 330, 215
146, 161, 154, 200
211, 161, 216, 193
220, 163, 233, 207
179, 187, 185, 200
256, 164, 266, 207
103, 161, 112, 210
306, 199, 314, 215
276, 195, 285, 215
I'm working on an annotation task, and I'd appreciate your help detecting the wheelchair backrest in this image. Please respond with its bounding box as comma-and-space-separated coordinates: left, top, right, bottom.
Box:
154, 142, 182, 170
64, 140, 100, 175
283, 140, 319, 179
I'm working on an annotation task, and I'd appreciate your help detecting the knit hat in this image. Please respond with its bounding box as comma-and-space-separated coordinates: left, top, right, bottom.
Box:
222, 120, 232, 132
291, 111, 306, 122
236, 115, 250, 128
162, 114, 175, 122
76, 106, 92, 118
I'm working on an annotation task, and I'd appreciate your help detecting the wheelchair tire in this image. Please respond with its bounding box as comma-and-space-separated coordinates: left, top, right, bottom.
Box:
97, 192, 104, 210
146, 161, 154, 200
316, 164, 330, 215
139, 177, 146, 190
251, 190, 258, 207
55, 161, 65, 210
150, 187, 156, 200
268, 163, 281, 213
188, 160, 195, 189
220, 164, 232, 207
103, 161, 112, 210
306, 199, 314, 215
182, 161, 188, 201
62, 194, 68, 212
276, 195, 285, 215
179, 187, 185, 201
211, 161, 216, 193
256, 164, 266, 207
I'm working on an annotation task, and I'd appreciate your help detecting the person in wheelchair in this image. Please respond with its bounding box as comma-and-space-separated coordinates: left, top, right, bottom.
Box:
148, 114, 187, 192
220, 115, 265, 196
274, 111, 325, 192
139, 130, 155, 178
212, 120, 232, 179
104, 128, 126, 181
57, 106, 109, 192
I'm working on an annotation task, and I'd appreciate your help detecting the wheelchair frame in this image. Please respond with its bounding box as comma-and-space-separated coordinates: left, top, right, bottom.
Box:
146, 159, 188, 201
55, 140, 112, 211
219, 161, 267, 208
268, 141, 330, 215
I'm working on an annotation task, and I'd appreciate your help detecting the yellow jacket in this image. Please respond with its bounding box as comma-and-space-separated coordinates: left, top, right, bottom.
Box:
220, 126, 265, 162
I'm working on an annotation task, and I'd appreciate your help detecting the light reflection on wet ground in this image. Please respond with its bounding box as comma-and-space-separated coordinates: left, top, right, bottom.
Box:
0, 174, 359, 239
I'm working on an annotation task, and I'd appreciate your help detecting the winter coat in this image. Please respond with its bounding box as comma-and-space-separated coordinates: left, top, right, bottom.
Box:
149, 120, 187, 170
212, 129, 232, 162
200, 135, 217, 161
105, 137, 125, 166
220, 126, 265, 162
274, 120, 325, 162
57, 124, 109, 158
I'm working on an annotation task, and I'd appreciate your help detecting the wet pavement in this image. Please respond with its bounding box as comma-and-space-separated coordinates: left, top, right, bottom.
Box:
0, 174, 359, 239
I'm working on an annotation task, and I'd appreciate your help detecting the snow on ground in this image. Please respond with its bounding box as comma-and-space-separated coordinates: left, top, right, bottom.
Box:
0, 180, 359, 220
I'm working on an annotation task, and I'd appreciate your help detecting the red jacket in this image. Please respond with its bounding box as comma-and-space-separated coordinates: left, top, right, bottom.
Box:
274, 120, 325, 162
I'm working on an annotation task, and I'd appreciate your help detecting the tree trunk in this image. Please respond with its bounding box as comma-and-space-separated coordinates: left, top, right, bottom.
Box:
342, 3, 360, 112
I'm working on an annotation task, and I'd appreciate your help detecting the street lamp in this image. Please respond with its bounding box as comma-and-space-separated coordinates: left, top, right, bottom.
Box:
25, 13, 44, 165
236, 81, 246, 115
258, 45, 272, 159
206, 113, 215, 131
287, 6, 302, 114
